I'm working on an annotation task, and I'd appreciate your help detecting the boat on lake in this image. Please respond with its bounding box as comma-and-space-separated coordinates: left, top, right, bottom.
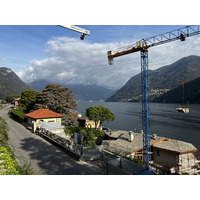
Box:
176, 106, 189, 113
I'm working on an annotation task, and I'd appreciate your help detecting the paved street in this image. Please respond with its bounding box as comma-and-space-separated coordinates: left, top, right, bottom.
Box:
0, 106, 102, 175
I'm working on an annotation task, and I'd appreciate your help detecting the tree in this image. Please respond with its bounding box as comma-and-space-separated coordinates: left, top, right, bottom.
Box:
34, 84, 78, 126
64, 127, 104, 147
20, 90, 38, 112
85, 106, 115, 129
10, 90, 38, 122
5, 94, 19, 104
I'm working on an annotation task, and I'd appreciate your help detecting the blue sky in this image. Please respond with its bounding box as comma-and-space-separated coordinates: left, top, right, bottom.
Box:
0, 25, 185, 67
1, 25, 200, 90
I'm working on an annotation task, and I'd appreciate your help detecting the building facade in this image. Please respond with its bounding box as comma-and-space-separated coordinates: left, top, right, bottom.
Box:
26, 108, 63, 132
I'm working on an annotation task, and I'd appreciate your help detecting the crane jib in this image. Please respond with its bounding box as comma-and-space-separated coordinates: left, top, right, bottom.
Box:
107, 25, 200, 59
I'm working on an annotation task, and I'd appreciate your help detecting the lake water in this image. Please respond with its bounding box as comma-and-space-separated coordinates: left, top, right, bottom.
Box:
77, 101, 200, 151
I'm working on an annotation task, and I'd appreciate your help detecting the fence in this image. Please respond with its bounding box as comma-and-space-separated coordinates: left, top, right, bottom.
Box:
106, 157, 148, 175
37, 128, 103, 162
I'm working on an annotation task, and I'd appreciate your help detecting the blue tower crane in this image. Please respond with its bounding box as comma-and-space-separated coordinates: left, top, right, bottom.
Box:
107, 25, 200, 170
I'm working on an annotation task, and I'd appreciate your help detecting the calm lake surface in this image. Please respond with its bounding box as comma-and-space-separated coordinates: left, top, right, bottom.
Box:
78, 101, 200, 151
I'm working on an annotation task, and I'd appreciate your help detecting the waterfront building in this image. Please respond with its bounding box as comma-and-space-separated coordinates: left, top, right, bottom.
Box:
102, 130, 200, 174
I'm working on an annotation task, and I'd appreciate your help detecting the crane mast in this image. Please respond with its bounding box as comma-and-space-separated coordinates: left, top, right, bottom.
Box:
107, 25, 200, 170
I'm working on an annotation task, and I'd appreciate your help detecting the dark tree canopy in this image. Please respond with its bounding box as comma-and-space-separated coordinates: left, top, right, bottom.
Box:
20, 90, 38, 112
5, 94, 19, 103
34, 84, 78, 126
11, 90, 38, 121
85, 106, 115, 129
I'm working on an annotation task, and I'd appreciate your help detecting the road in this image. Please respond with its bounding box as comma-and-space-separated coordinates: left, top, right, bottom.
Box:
0, 106, 102, 175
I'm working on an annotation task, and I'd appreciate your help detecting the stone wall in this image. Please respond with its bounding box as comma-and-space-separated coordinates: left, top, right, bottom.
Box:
37, 128, 102, 162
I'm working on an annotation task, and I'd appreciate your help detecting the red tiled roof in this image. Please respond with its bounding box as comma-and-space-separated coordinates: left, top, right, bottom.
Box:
25, 109, 63, 119
79, 117, 88, 120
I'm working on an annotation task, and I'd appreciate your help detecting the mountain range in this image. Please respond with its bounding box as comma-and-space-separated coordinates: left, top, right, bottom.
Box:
0, 67, 115, 101
0, 67, 32, 99
28, 80, 116, 101
1, 55, 200, 103
106, 55, 200, 103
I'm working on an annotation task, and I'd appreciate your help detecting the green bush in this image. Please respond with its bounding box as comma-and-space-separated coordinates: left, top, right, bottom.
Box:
0, 117, 9, 147
15, 161, 41, 175
0, 147, 39, 175
1, 100, 7, 104
182, 172, 190, 175
132, 158, 143, 166
11, 106, 26, 121
0, 147, 20, 175
64, 128, 73, 137
64, 127, 104, 147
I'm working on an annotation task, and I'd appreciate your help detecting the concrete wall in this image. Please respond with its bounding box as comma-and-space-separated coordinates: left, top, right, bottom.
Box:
56, 118, 62, 125
85, 120, 100, 128
107, 157, 147, 175
27, 117, 34, 124
27, 117, 62, 125
35, 118, 58, 124
27, 117, 62, 132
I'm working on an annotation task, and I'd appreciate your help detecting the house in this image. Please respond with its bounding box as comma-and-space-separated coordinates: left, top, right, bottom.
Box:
102, 130, 200, 174
71, 111, 82, 118
14, 97, 21, 106
78, 117, 100, 129
153, 139, 199, 174
25, 108, 63, 132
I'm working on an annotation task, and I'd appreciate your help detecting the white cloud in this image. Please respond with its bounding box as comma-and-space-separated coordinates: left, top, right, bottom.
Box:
1, 58, 7, 62
17, 35, 200, 90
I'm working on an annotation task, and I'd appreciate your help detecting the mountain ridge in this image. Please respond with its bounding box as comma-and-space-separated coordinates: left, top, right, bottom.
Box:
0, 67, 33, 99
153, 77, 200, 104
106, 55, 200, 102
28, 80, 116, 101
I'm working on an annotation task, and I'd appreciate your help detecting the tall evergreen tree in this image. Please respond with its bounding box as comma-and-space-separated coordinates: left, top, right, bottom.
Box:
35, 84, 78, 126
20, 90, 38, 112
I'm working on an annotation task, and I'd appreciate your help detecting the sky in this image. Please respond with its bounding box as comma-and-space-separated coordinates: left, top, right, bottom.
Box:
1, 25, 200, 90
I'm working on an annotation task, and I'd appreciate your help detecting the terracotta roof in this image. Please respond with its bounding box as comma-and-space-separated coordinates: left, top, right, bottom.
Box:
26, 109, 63, 119
15, 98, 21, 101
